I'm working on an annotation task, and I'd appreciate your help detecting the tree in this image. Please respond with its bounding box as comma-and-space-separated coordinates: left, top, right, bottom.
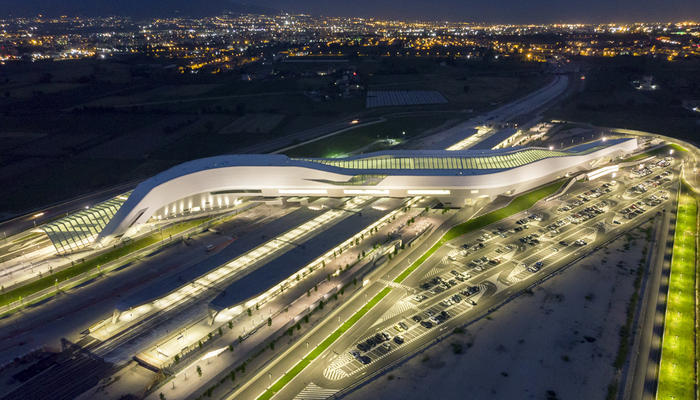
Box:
267, 317, 272, 326
160, 393, 166, 400
196, 365, 202, 377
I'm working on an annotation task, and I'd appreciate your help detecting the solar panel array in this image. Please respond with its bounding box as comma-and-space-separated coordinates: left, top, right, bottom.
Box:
366, 90, 448, 108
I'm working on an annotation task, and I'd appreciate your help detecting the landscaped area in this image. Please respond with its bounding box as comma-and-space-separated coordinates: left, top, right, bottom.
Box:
283, 114, 463, 158
620, 143, 687, 163
657, 181, 698, 400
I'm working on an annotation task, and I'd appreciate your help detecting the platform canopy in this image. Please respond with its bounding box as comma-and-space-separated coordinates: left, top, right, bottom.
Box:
40, 193, 129, 254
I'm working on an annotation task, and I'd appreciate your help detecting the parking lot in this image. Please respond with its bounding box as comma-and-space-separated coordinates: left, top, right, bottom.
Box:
322, 157, 677, 381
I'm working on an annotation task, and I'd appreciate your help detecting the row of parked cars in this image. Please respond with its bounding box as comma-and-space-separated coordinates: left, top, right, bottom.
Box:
419, 275, 461, 296
634, 172, 673, 194
526, 261, 544, 273
630, 157, 672, 179
643, 192, 668, 207
565, 182, 614, 211
546, 218, 569, 231
353, 330, 406, 364
569, 202, 606, 224
621, 202, 647, 219
515, 213, 543, 226
519, 233, 541, 246
356, 331, 392, 352
412, 309, 452, 328
468, 256, 501, 271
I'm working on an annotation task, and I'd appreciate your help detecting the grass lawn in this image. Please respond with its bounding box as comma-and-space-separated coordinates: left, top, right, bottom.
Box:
283, 114, 461, 158
620, 143, 687, 163
657, 181, 698, 400
0, 217, 209, 308
256, 179, 564, 400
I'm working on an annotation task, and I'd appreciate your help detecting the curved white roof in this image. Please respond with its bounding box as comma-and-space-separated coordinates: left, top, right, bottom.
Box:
97, 138, 637, 242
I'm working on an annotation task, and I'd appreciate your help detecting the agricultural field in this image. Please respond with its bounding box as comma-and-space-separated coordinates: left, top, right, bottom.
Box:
545, 57, 700, 146
0, 56, 548, 215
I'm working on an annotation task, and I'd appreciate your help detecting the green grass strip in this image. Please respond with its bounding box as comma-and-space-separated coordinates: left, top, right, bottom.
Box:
258, 287, 392, 400
256, 180, 563, 400
284, 115, 458, 158
0, 217, 209, 307
393, 179, 565, 284
620, 143, 687, 163
657, 181, 698, 400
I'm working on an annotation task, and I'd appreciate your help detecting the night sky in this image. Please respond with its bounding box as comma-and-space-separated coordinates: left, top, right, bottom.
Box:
261, 0, 700, 24
4, 0, 699, 23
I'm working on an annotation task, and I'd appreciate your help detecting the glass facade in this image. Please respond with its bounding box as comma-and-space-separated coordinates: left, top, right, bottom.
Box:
41, 194, 129, 254
293, 147, 601, 172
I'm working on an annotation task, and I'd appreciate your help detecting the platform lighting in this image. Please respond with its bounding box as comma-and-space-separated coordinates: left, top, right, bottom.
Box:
201, 347, 227, 361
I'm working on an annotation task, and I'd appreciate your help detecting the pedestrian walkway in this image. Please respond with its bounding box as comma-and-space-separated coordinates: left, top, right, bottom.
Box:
293, 383, 339, 400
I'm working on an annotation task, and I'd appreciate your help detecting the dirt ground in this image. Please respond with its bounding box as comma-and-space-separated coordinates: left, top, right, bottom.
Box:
347, 224, 651, 400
